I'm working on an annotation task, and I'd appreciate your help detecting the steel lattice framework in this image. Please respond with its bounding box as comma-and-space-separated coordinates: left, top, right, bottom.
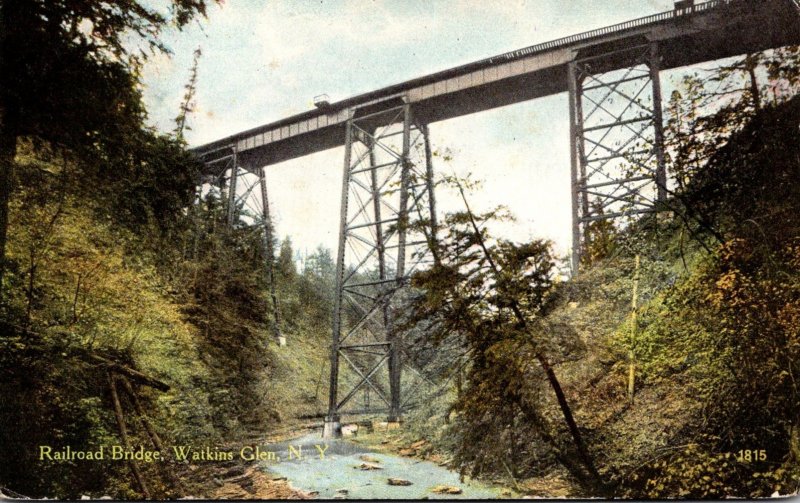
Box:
568, 42, 667, 272
324, 101, 438, 437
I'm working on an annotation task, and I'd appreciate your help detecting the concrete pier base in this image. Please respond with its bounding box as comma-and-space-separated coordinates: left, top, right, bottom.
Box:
322, 416, 342, 439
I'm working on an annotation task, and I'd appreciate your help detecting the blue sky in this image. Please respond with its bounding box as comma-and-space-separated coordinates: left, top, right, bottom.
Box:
140, 0, 701, 260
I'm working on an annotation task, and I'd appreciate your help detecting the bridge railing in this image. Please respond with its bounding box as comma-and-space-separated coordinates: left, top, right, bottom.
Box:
480, 0, 737, 65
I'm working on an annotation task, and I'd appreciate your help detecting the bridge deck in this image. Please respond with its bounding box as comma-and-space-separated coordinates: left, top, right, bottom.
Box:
193, 0, 800, 170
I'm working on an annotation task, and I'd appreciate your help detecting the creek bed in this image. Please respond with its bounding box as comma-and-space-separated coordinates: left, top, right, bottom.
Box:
261, 433, 505, 499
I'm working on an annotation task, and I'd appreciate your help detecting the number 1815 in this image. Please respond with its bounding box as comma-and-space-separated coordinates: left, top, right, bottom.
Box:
737, 449, 766, 462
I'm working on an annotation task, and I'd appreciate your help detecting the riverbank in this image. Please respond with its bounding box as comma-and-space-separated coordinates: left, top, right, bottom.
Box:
352, 427, 580, 498
173, 426, 321, 499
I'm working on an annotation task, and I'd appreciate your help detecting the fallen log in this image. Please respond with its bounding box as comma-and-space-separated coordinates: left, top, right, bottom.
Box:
118, 375, 186, 492
83, 353, 170, 391
4, 324, 171, 392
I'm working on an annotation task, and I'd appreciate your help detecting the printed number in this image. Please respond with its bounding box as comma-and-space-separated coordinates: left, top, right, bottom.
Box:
737, 449, 766, 462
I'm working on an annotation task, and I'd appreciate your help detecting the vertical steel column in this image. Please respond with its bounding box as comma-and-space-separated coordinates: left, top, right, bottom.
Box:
369, 141, 392, 399
649, 43, 668, 204
226, 147, 239, 225
575, 77, 590, 231
421, 124, 440, 258
258, 166, 284, 346
395, 104, 412, 277
324, 119, 354, 439
387, 104, 413, 423
369, 143, 387, 286
568, 62, 583, 275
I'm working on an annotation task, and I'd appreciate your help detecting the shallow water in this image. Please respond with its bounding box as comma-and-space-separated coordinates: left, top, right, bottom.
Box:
261, 433, 504, 499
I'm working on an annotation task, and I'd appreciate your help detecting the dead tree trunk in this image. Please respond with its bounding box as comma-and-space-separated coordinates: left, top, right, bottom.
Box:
118, 376, 186, 493
108, 372, 151, 499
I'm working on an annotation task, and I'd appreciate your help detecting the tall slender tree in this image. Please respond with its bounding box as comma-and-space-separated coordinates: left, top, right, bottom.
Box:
174, 47, 203, 142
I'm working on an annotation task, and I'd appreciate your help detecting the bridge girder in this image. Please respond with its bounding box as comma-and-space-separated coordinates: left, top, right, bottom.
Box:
192, 0, 800, 171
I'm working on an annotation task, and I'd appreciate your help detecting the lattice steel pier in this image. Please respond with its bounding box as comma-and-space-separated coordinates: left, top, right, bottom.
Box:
195, 146, 283, 346
324, 100, 437, 438
568, 42, 668, 272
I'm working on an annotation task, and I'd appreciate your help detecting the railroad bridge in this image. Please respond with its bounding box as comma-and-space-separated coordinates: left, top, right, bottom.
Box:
191, 0, 800, 438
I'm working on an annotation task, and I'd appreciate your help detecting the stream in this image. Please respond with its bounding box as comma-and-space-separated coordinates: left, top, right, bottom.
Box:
259, 433, 506, 499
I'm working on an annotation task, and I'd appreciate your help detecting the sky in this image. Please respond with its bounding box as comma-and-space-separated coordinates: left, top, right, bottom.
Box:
140, 0, 704, 261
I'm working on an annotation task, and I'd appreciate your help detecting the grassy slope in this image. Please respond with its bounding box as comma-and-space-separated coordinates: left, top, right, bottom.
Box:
263, 320, 330, 422
552, 225, 707, 485
1, 153, 218, 498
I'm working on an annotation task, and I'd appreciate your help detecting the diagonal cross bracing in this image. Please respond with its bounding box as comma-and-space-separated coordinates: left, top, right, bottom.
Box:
568, 42, 667, 273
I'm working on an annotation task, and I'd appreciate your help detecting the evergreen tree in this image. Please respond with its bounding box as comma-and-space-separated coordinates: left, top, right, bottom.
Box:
405, 175, 607, 493
277, 238, 296, 281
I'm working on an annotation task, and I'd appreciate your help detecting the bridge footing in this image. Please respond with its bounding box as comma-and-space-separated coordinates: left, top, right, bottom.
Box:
322, 416, 342, 439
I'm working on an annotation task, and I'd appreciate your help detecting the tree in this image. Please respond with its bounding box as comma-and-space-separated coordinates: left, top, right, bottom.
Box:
582, 200, 619, 267
277, 238, 296, 281
0, 0, 217, 300
405, 176, 608, 493
174, 47, 203, 142
304, 245, 335, 279
617, 48, 800, 499
623, 97, 800, 498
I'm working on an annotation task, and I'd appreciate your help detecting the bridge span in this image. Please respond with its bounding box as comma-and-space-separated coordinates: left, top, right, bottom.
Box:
191, 0, 800, 438
194, 0, 799, 168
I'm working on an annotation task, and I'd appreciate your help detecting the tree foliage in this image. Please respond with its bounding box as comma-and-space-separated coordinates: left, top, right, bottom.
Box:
616, 49, 800, 498
404, 176, 608, 493
0, 0, 217, 297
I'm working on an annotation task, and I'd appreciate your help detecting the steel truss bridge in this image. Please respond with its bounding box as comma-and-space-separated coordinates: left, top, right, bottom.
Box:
191, 0, 800, 437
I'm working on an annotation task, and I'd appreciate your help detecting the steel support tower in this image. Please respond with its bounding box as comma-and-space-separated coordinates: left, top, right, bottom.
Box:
324, 100, 437, 438
568, 42, 667, 273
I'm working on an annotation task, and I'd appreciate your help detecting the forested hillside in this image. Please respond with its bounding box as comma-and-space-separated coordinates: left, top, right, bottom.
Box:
0, 140, 336, 498
0, 1, 336, 498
